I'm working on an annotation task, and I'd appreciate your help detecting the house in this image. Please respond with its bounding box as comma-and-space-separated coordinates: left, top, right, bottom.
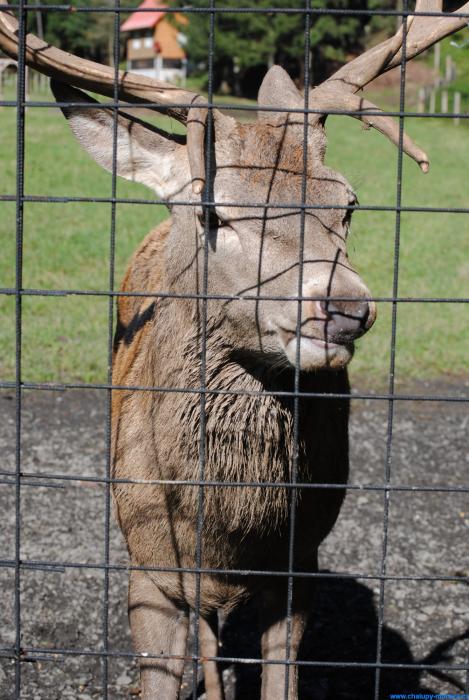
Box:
120, 0, 187, 83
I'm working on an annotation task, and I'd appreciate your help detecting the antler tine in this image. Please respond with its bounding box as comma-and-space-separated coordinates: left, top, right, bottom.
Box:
309, 88, 429, 172
310, 1, 468, 172
385, 0, 469, 72
319, 1, 469, 93
0, 4, 198, 119
0, 1, 212, 193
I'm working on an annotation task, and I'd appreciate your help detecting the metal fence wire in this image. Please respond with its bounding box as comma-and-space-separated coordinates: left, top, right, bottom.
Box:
0, 1, 468, 699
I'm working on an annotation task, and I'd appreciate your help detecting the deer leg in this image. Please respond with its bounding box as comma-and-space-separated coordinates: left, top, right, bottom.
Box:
198, 612, 225, 700
259, 583, 311, 700
128, 569, 189, 700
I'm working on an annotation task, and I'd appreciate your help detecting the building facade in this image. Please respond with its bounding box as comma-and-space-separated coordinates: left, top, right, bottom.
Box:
121, 1, 187, 83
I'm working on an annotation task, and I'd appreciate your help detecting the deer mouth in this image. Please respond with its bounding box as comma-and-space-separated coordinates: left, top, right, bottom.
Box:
277, 329, 354, 371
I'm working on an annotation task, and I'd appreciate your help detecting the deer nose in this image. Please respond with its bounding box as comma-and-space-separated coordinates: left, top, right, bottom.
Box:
314, 298, 376, 341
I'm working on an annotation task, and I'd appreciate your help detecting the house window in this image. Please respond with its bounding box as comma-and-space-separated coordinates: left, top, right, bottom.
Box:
132, 38, 141, 49
143, 37, 153, 49
162, 58, 183, 69
130, 58, 155, 70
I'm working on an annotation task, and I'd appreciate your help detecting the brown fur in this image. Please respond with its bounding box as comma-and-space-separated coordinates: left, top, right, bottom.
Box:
111, 221, 171, 480
112, 219, 350, 614
36, 24, 458, 692
56, 66, 376, 698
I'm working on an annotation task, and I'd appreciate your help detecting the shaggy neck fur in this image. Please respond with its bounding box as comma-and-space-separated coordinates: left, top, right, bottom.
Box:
136, 298, 350, 536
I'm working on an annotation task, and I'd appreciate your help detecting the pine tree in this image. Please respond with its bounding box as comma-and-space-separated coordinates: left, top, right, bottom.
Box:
177, 0, 371, 95
30, 0, 116, 64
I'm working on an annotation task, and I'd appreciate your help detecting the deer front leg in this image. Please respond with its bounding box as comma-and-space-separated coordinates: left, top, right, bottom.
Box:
128, 569, 189, 700
259, 583, 311, 700
198, 612, 225, 700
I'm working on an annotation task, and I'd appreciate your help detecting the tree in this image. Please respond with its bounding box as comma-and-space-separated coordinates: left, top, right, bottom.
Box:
366, 0, 399, 39
29, 0, 116, 64
309, 0, 368, 84
177, 0, 371, 96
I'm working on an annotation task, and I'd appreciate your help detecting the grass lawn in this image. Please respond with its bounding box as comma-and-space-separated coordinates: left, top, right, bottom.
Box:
0, 82, 467, 389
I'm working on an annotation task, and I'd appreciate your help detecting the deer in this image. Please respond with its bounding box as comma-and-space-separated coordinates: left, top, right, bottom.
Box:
1, 1, 467, 697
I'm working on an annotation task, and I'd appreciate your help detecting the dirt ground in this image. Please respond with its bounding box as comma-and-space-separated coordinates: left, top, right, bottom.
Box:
0, 379, 468, 699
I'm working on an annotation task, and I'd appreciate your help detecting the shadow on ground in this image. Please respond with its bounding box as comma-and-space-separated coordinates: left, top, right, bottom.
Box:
210, 574, 469, 700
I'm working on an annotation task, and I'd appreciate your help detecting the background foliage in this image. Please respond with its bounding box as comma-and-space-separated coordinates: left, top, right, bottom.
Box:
26, 0, 115, 63
26, 0, 468, 99
176, 0, 371, 95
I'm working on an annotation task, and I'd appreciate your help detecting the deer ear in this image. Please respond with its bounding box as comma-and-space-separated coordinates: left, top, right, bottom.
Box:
257, 66, 303, 123
51, 80, 190, 200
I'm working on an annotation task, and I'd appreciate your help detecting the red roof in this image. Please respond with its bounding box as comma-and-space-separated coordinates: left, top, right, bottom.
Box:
120, 0, 167, 32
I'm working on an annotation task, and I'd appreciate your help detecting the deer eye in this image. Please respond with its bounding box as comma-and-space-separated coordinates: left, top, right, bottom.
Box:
198, 208, 224, 229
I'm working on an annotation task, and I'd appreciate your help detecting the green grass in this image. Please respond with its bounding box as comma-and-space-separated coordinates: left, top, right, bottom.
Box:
326, 111, 469, 387
0, 84, 467, 387
0, 85, 169, 383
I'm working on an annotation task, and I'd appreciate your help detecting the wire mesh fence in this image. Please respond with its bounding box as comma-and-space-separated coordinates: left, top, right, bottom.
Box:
0, 1, 468, 699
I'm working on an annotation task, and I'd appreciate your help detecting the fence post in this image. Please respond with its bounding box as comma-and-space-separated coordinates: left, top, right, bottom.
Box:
434, 42, 441, 84
417, 87, 426, 113
453, 92, 461, 126
445, 55, 453, 84
429, 89, 436, 114
441, 90, 448, 114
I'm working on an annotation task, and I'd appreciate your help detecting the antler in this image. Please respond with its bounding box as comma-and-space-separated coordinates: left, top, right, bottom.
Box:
312, 0, 469, 172
0, 1, 211, 193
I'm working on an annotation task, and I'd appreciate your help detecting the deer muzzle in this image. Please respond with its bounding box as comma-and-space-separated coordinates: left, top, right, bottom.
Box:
275, 285, 377, 371
310, 298, 377, 343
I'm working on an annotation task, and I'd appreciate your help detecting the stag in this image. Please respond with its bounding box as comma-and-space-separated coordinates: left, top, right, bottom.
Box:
1, 2, 466, 698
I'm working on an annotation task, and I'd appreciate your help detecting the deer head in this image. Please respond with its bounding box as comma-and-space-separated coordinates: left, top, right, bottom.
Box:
1, 1, 466, 371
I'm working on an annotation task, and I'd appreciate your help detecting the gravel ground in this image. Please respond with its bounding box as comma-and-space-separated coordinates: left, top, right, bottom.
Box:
0, 380, 468, 699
